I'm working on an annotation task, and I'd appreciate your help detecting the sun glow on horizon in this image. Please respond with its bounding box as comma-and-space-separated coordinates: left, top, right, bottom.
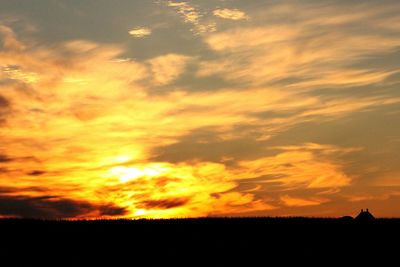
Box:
107, 165, 166, 183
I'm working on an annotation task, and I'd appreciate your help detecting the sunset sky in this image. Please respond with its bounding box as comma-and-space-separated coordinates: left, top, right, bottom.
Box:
0, 0, 399, 219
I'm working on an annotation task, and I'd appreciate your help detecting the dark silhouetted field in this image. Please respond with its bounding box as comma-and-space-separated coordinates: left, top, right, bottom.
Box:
1, 217, 399, 265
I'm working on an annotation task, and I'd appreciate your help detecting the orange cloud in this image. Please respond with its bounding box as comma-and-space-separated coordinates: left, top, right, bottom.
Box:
281, 195, 327, 207
237, 146, 352, 190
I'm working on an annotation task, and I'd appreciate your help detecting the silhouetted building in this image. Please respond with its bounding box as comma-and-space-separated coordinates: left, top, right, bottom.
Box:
355, 209, 375, 221
340, 216, 354, 221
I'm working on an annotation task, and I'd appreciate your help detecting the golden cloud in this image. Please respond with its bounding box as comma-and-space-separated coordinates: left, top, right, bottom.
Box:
166, 1, 216, 34
200, 3, 400, 88
1, 0, 399, 218
213, 8, 248, 21
0, 26, 282, 218
281, 195, 328, 207
148, 54, 191, 85
129, 27, 152, 38
236, 144, 353, 190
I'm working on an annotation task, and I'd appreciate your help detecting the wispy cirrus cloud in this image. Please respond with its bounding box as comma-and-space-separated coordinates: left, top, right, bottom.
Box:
200, 2, 400, 89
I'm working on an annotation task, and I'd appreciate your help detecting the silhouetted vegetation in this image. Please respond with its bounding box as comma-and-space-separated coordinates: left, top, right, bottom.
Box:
1, 217, 399, 265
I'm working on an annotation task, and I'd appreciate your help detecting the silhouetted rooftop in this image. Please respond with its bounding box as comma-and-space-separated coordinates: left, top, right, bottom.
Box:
355, 209, 375, 221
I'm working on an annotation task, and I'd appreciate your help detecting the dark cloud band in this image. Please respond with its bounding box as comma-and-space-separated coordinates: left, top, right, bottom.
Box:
0, 194, 127, 219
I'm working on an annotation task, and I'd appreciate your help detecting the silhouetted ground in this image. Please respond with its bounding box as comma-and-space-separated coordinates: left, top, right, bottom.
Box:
1, 217, 399, 265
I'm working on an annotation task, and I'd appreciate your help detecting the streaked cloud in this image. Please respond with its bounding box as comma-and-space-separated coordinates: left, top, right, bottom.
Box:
201, 22, 400, 88
213, 8, 248, 21
281, 195, 327, 207
129, 27, 152, 38
237, 143, 353, 189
